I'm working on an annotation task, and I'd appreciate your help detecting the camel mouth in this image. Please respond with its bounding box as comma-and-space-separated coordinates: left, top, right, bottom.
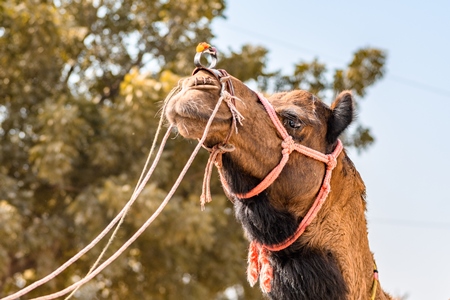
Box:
168, 110, 232, 140
171, 109, 231, 126
168, 89, 231, 123
165, 77, 234, 139
187, 82, 220, 91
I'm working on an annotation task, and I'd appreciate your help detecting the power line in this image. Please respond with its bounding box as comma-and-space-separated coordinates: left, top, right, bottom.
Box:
217, 24, 450, 98
369, 217, 450, 230
222, 24, 344, 62
388, 75, 450, 98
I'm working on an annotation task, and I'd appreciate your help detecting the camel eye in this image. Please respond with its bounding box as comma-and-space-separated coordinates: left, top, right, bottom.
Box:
288, 119, 301, 128
281, 112, 303, 130
283, 117, 302, 129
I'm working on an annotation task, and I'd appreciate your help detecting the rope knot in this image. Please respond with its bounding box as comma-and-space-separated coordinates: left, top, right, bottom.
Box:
200, 143, 235, 210
281, 136, 295, 155
221, 90, 245, 131
218, 143, 236, 153
326, 154, 337, 170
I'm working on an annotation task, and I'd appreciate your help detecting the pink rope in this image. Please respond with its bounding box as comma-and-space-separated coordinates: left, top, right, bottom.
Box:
236, 153, 289, 198
218, 92, 344, 291
246, 241, 260, 287
264, 139, 342, 252
258, 246, 273, 293
243, 139, 342, 292
236, 93, 338, 199
256, 92, 289, 140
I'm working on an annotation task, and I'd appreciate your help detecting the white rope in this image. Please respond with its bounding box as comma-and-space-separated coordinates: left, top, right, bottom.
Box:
0, 125, 172, 300
28, 86, 226, 300
3, 78, 226, 300
64, 104, 170, 300
1, 81, 183, 300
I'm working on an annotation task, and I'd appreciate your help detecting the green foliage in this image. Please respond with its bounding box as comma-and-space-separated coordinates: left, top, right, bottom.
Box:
275, 58, 328, 97
218, 45, 270, 83
0, 0, 385, 298
334, 48, 386, 97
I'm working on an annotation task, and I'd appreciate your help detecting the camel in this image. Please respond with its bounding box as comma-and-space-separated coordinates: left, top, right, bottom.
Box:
165, 67, 392, 300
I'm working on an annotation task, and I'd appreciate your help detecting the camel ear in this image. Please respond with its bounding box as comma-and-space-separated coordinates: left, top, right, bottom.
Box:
327, 91, 354, 143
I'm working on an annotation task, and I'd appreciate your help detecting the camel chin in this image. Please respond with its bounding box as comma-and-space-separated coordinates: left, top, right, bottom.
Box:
171, 116, 231, 141
171, 117, 206, 140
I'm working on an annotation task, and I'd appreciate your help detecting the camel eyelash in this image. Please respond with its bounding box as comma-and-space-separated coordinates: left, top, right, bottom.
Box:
279, 108, 320, 127
280, 112, 304, 124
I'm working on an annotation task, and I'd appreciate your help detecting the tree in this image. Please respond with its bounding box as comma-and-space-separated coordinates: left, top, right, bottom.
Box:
0, 0, 385, 299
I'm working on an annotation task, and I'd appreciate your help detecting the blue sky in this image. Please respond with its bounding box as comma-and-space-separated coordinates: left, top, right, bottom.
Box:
211, 1, 450, 299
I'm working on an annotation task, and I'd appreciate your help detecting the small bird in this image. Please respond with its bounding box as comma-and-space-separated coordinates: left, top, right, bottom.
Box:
196, 42, 211, 53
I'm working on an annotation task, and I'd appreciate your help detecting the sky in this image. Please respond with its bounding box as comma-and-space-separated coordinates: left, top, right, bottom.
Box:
211, 1, 450, 299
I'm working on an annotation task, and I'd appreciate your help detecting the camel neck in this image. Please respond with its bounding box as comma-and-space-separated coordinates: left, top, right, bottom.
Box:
308, 154, 378, 298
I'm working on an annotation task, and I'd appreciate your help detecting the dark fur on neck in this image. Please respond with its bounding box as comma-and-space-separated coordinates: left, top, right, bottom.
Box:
223, 154, 348, 299
222, 153, 298, 245
269, 247, 348, 299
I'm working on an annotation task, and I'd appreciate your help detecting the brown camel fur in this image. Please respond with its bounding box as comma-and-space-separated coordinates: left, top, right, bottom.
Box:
165, 69, 392, 300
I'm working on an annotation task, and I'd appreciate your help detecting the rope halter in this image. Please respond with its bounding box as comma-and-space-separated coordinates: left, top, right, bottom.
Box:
195, 72, 343, 292
238, 92, 343, 293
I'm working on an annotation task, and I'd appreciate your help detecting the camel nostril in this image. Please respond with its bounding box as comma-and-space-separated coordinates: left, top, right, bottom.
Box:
184, 75, 219, 90
194, 76, 212, 86
191, 76, 217, 87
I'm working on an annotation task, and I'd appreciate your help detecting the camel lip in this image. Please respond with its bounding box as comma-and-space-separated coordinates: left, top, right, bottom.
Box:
171, 111, 231, 124
166, 87, 231, 125
166, 104, 232, 129
169, 114, 232, 140
186, 85, 220, 91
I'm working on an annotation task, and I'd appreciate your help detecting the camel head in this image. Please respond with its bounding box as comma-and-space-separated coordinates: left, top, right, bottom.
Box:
165, 68, 354, 244
165, 66, 391, 300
